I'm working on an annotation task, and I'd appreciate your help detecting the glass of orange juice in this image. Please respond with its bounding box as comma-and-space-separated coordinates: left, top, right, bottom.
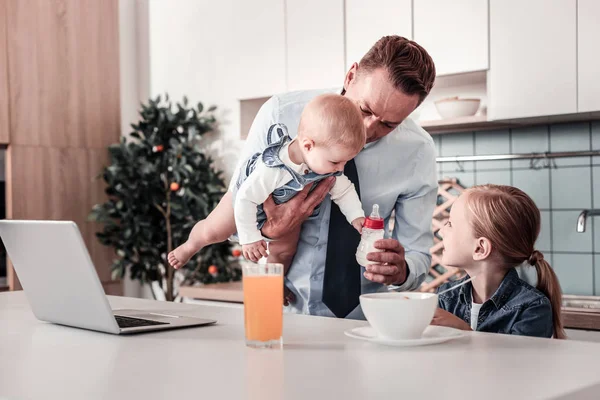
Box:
242, 262, 283, 349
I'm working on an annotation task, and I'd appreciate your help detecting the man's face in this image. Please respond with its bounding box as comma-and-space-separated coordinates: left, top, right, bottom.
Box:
343, 65, 420, 143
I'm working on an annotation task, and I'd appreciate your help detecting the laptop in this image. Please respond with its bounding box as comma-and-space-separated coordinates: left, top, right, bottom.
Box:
0, 220, 216, 334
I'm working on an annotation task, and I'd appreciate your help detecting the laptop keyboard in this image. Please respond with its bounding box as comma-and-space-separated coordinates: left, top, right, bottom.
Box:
114, 315, 169, 329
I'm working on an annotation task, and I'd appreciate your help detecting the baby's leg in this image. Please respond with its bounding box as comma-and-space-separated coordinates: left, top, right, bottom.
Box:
267, 226, 301, 305
168, 191, 236, 269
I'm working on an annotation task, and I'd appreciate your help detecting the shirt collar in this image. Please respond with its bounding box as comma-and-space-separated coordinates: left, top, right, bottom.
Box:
458, 269, 519, 309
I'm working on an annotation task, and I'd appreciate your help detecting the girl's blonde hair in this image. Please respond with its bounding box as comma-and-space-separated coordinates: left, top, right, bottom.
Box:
465, 184, 565, 339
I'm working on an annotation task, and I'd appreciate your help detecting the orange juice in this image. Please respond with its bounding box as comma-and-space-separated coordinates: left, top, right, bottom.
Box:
243, 274, 283, 343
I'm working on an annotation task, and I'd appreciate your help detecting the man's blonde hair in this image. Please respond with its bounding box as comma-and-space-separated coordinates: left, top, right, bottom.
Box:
298, 94, 366, 153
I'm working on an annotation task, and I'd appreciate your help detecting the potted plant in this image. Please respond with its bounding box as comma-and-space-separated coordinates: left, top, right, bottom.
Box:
89, 95, 241, 301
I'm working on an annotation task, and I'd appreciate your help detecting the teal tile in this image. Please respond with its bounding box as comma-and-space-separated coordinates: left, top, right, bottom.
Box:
592, 122, 600, 164
594, 166, 600, 209
516, 262, 538, 286
440, 132, 474, 172
553, 253, 594, 295
440, 171, 475, 188
475, 129, 511, 170
550, 167, 592, 209
537, 211, 552, 252
594, 218, 600, 254
513, 168, 550, 209
552, 211, 593, 252
511, 125, 550, 169
432, 136, 441, 156
550, 122, 591, 167
475, 170, 511, 186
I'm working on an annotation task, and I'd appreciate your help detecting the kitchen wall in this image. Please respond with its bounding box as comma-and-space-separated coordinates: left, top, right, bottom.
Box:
137, 0, 600, 297
433, 121, 600, 295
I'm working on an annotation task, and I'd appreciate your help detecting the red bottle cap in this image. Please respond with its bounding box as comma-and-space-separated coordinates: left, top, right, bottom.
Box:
364, 216, 384, 230
363, 204, 384, 229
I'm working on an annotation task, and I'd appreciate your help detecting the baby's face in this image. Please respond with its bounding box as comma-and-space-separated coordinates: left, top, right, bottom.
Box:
303, 143, 358, 175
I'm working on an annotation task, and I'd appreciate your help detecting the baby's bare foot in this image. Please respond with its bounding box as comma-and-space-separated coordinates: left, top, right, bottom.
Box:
168, 242, 198, 269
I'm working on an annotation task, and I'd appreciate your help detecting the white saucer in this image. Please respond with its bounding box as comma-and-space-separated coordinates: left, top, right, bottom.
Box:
344, 325, 464, 347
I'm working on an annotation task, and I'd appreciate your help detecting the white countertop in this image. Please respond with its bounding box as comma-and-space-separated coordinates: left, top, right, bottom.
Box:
2, 291, 600, 400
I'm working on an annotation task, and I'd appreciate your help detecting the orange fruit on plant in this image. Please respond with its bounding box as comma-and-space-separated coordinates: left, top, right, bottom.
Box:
232, 249, 242, 257
154, 145, 164, 152
208, 265, 218, 274
170, 182, 180, 191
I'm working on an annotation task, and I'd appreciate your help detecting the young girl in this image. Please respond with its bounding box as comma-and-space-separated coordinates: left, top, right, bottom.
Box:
432, 184, 565, 339
167, 94, 366, 274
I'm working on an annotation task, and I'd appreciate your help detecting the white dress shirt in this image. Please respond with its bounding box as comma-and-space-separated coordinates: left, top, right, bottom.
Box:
230, 88, 438, 319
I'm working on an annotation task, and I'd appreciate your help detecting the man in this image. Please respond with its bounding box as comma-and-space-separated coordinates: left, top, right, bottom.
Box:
232, 36, 437, 319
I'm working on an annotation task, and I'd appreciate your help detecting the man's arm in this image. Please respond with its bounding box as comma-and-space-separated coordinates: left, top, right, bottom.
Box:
389, 144, 438, 290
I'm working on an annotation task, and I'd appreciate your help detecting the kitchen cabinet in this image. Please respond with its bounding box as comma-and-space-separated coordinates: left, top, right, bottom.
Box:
577, 0, 600, 113
286, 0, 345, 91
234, 0, 287, 99
345, 0, 412, 71
489, 0, 577, 120
413, 0, 488, 76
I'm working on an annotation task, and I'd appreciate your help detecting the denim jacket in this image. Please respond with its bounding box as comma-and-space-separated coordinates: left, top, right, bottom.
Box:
437, 269, 554, 338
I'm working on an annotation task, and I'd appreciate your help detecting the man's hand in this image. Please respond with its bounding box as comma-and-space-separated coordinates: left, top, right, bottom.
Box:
261, 177, 335, 239
242, 240, 268, 262
363, 239, 408, 285
431, 308, 472, 331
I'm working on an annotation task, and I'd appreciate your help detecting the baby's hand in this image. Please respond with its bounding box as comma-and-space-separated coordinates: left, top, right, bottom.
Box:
242, 240, 268, 262
352, 217, 365, 234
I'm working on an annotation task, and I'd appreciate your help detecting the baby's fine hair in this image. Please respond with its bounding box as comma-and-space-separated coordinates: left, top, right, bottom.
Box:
298, 93, 366, 153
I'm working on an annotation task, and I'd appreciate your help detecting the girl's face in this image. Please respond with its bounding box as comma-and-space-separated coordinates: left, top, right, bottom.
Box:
440, 193, 478, 268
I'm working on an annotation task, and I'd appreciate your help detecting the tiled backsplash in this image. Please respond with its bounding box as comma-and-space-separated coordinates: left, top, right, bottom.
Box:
432, 121, 600, 296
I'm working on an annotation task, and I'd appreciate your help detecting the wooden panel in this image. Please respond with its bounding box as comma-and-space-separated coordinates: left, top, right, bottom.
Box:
6, 0, 120, 148
86, 147, 115, 283
103, 280, 123, 296
0, 0, 9, 144
179, 281, 244, 303
6, 145, 116, 287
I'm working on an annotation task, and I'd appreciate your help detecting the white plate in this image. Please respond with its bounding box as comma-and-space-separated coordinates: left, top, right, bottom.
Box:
344, 325, 464, 347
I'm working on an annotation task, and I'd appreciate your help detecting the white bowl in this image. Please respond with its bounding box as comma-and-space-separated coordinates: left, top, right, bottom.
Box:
360, 292, 438, 340
434, 97, 480, 119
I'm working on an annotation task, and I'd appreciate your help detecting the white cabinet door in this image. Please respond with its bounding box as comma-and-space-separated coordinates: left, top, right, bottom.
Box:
578, 0, 600, 112
286, 0, 345, 91
413, 0, 488, 76
233, 0, 287, 99
489, 0, 577, 120
345, 0, 412, 71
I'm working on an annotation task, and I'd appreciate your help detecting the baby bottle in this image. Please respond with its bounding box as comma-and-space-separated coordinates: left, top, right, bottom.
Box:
356, 204, 385, 267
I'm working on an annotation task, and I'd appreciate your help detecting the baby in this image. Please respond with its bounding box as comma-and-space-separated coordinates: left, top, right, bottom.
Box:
168, 93, 366, 274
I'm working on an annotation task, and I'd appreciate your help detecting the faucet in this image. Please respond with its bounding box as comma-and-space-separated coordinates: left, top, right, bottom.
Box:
576, 209, 600, 232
